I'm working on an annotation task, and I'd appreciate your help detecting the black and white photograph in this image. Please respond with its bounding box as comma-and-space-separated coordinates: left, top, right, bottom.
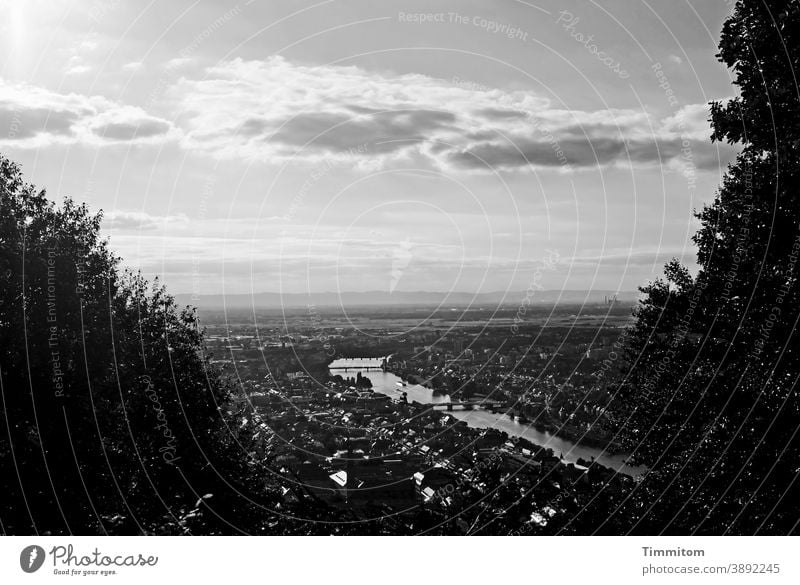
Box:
0, 0, 798, 580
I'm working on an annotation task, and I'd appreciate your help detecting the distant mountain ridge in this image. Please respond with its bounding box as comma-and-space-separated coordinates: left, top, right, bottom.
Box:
175, 289, 640, 309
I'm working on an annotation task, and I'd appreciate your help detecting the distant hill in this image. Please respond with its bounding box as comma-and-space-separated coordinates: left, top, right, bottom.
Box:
174, 290, 640, 310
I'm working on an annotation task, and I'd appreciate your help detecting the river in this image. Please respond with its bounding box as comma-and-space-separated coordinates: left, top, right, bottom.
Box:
329, 357, 641, 476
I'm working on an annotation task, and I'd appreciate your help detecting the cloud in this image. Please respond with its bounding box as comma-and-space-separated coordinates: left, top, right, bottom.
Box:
90, 107, 173, 140
171, 57, 735, 174
566, 249, 695, 268
66, 65, 92, 75
173, 56, 542, 164
65, 55, 91, 76
268, 109, 457, 153
0, 107, 79, 140
165, 57, 194, 70
102, 210, 189, 231
92, 119, 170, 140
660, 103, 712, 140
475, 107, 530, 121
0, 79, 177, 147
442, 133, 735, 172
0, 59, 734, 173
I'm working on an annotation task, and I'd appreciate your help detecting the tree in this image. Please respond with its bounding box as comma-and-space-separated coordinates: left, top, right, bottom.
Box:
595, 0, 800, 535
0, 156, 279, 534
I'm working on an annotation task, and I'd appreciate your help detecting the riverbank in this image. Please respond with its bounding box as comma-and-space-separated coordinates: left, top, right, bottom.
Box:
332, 357, 641, 475
388, 365, 624, 454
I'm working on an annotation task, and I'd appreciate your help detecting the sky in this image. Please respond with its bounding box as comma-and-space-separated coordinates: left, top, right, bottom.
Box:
0, 0, 739, 297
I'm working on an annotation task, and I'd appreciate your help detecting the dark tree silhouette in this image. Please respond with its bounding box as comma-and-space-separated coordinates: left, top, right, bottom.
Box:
0, 156, 280, 534
597, 0, 800, 535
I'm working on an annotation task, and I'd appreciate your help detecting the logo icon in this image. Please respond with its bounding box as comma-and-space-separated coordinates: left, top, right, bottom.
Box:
390, 237, 414, 293
20, 545, 45, 573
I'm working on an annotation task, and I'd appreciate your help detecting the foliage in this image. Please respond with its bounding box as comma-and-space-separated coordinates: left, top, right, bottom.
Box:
0, 156, 280, 534
598, 0, 800, 535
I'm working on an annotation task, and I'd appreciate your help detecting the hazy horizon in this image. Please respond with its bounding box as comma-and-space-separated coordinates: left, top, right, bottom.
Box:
174, 287, 641, 310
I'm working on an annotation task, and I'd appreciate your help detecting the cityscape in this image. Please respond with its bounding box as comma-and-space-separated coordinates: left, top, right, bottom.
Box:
197, 299, 639, 534
0, 0, 798, 561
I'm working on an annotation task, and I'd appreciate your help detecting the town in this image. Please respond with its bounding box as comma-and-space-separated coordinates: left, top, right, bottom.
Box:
195, 300, 640, 534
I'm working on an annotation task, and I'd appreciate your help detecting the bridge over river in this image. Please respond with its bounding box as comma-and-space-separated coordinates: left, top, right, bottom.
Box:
327, 357, 643, 476
329, 365, 384, 372
431, 400, 505, 411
